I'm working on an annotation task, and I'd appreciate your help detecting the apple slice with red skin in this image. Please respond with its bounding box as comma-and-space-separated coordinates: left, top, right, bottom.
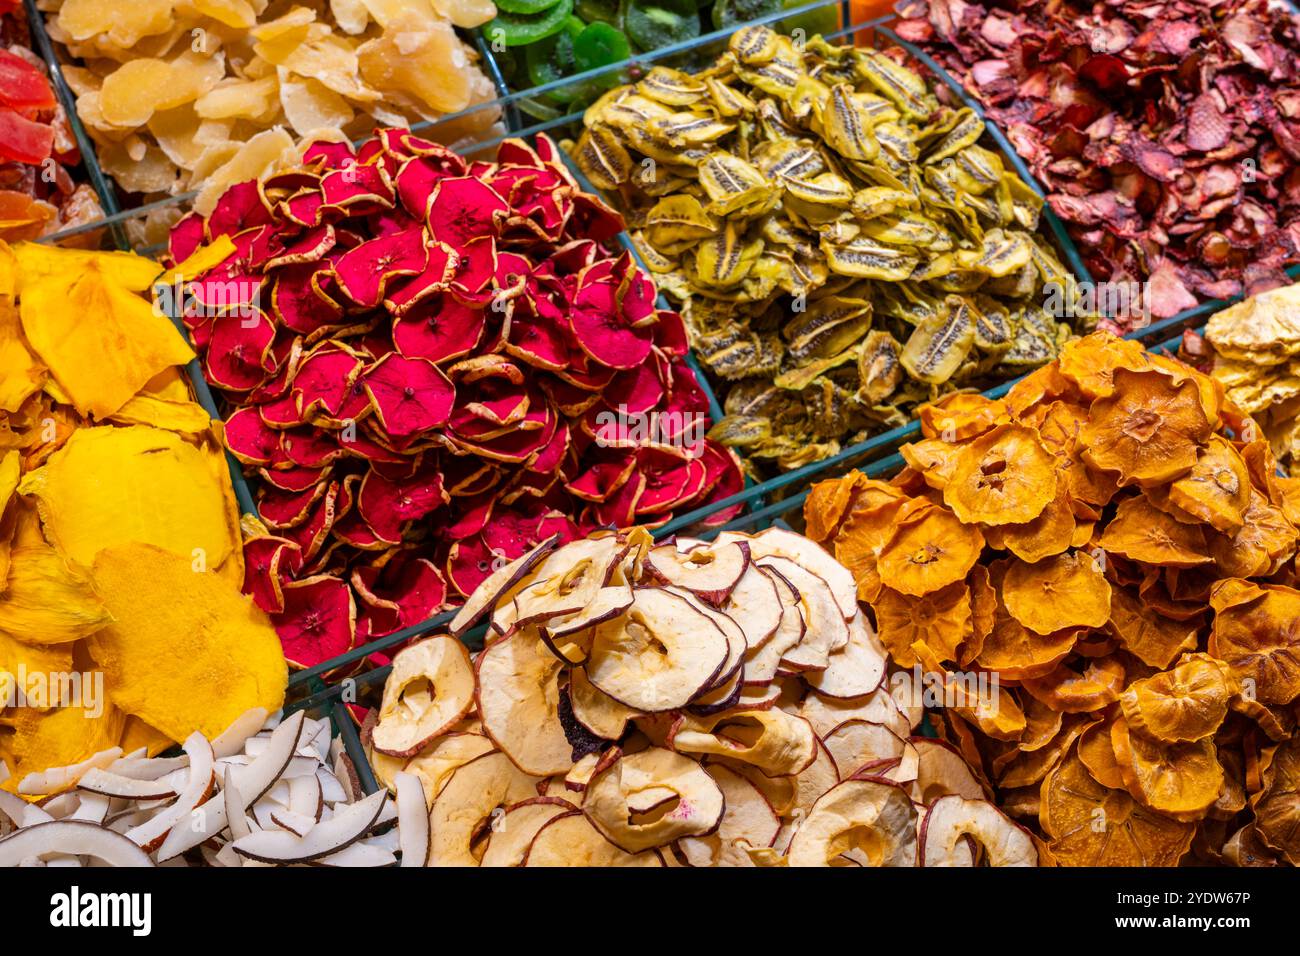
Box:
429, 751, 541, 866
372, 636, 476, 757
732, 528, 858, 620
582, 747, 725, 852
918, 794, 1038, 866
805, 612, 887, 699
669, 708, 817, 777
677, 764, 780, 867
523, 811, 663, 866
569, 667, 639, 741
743, 567, 805, 685
450, 534, 558, 636
822, 719, 909, 780
476, 628, 574, 776
644, 540, 749, 604
585, 589, 729, 712
787, 777, 917, 867
480, 797, 577, 867
755, 556, 848, 671
909, 738, 988, 804
510, 537, 630, 628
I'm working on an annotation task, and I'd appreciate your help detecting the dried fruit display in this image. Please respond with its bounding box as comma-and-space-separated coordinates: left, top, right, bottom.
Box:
490, 0, 838, 119
172, 129, 744, 669
0, 240, 286, 788
360, 526, 1038, 866
574, 27, 1078, 471
0, 709, 424, 867
805, 330, 1300, 866
895, 0, 1300, 325
0, 3, 103, 243
1206, 282, 1300, 475
44, 0, 500, 225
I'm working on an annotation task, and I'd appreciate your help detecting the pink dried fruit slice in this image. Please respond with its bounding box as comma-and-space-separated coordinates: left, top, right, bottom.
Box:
280, 428, 343, 469
224, 406, 282, 466
320, 162, 393, 213
206, 180, 273, 239
242, 535, 304, 614
385, 241, 458, 314
426, 177, 509, 248
446, 534, 504, 599
274, 575, 357, 669
291, 345, 364, 420
392, 296, 486, 365
272, 264, 344, 334
204, 310, 276, 392
333, 227, 430, 309
362, 353, 456, 438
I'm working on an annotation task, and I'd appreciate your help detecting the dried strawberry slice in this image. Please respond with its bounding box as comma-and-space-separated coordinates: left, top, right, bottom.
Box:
242, 535, 304, 614
274, 575, 356, 669
392, 295, 485, 365
204, 310, 276, 392
332, 227, 429, 309
223, 406, 281, 466
427, 177, 509, 248
362, 353, 455, 438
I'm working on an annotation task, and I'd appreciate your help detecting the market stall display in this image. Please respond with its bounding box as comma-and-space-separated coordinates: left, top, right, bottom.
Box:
171, 128, 744, 669
895, 0, 1300, 326
1205, 282, 1300, 475
358, 525, 1037, 866
804, 330, 1300, 866
0, 241, 286, 788
574, 27, 1080, 473
0, 1, 102, 243
0, 709, 421, 867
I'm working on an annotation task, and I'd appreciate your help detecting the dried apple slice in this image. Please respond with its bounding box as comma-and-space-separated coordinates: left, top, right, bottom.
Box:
586, 589, 729, 712
476, 629, 573, 776
669, 708, 817, 777
511, 537, 628, 628
743, 567, 806, 684
523, 811, 663, 866
569, 666, 639, 740
806, 612, 888, 699
372, 636, 476, 757
541, 584, 634, 643
756, 556, 850, 671
449, 534, 558, 636
480, 797, 577, 867
909, 738, 986, 804
734, 528, 857, 619
663, 585, 747, 691
644, 539, 749, 603
678, 764, 781, 867
429, 751, 541, 866
798, 686, 911, 739
787, 777, 917, 867
918, 794, 1038, 866
403, 732, 495, 802
822, 719, 908, 779
583, 747, 725, 852
721, 567, 782, 649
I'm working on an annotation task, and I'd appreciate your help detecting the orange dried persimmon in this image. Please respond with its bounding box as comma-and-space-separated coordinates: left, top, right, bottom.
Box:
975, 599, 1078, 680
1019, 694, 1066, 752
1004, 363, 1074, 420
1110, 716, 1224, 821
1165, 435, 1251, 533
1040, 747, 1195, 866
1080, 367, 1213, 487
1097, 496, 1212, 568
871, 580, 971, 668
1078, 717, 1126, 789
1253, 738, 1300, 865
1119, 654, 1229, 743
1056, 331, 1149, 399
918, 392, 1007, 442
1032, 400, 1090, 457
1021, 656, 1126, 713
984, 482, 1075, 564
899, 438, 958, 491
942, 423, 1058, 526
805, 472, 869, 543
1105, 587, 1200, 669
1208, 579, 1300, 706
998, 717, 1089, 789
950, 677, 1027, 742
1207, 490, 1297, 578
1001, 552, 1111, 635
833, 494, 913, 603
874, 498, 984, 597
960, 564, 996, 667
1147, 353, 1224, 427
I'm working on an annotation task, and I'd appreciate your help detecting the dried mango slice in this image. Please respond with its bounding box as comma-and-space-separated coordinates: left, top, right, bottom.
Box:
1040, 748, 1194, 866
943, 424, 1057, 526
1110, 717, 1223, 821
87, 542, 286, 743
0, 301, 45, 413
1097, 496, 1212, 569
17, 425, 239, 572
0, 629, 73, 712
3, 698, 124, 790
871, 581, 971, 668
18, 252, 190, 419
1080, 367, 1212, 487
1119, 655, 1229, 744
0, 539, 110, 644
1001, 552, 1111, 636
875, 499, 984, 597
1166, 435, 1250, 533
1208, 579, 1300, 706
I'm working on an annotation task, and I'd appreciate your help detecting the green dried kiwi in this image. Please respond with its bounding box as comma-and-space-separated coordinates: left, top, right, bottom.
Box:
755, 141, 826, 181
631, 232, 678, 273
858, 212, 946, 249
958, 228, 1033, 277
730, 24, 780, 65
813, 85, 882, 162
900, 298, 977, 385
707, 414, 771, 447
955, 145, 1004, 192
858, 329, 904, 403
697, 152, 773, 217
734, 36, 804, 98
971, 295, 1014, 352
693, 224, 763, 289
851, 186, 919, 220
822, 237, 919, 281
924, 109, 985, 164
644, 194, 721, 254
705, 78, 756, 117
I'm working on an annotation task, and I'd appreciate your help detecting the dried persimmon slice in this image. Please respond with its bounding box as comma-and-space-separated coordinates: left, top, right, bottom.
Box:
1021, 656, 1125, 714
1208, 578, 1300, 706
1077, 717, 1125, 789
1080, 367, 1212, 487
943, 423, 1058, 526
1040, 748, 1194, 866
1105, 587, 1199, 669
1119, 655, 1229, 743
1097, 496, 1212, 569
983, 480, 1075, 564
918, 392, 1007, 442
1166, 435, 1251, 533
871, 580, 971, 668
1056, 331, 1150, 400
1110, 716, 1224, 821
1253, 738, 1300, 865
875, 499, 984, 597
1001, 552, 1111, 636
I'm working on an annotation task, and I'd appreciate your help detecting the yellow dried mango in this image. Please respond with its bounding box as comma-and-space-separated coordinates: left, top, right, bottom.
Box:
2, 699, 125, 793
87, 543, 287, 742
18, 424, 240, 572
0, 302, 46, 413
0, 540, 111, 644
